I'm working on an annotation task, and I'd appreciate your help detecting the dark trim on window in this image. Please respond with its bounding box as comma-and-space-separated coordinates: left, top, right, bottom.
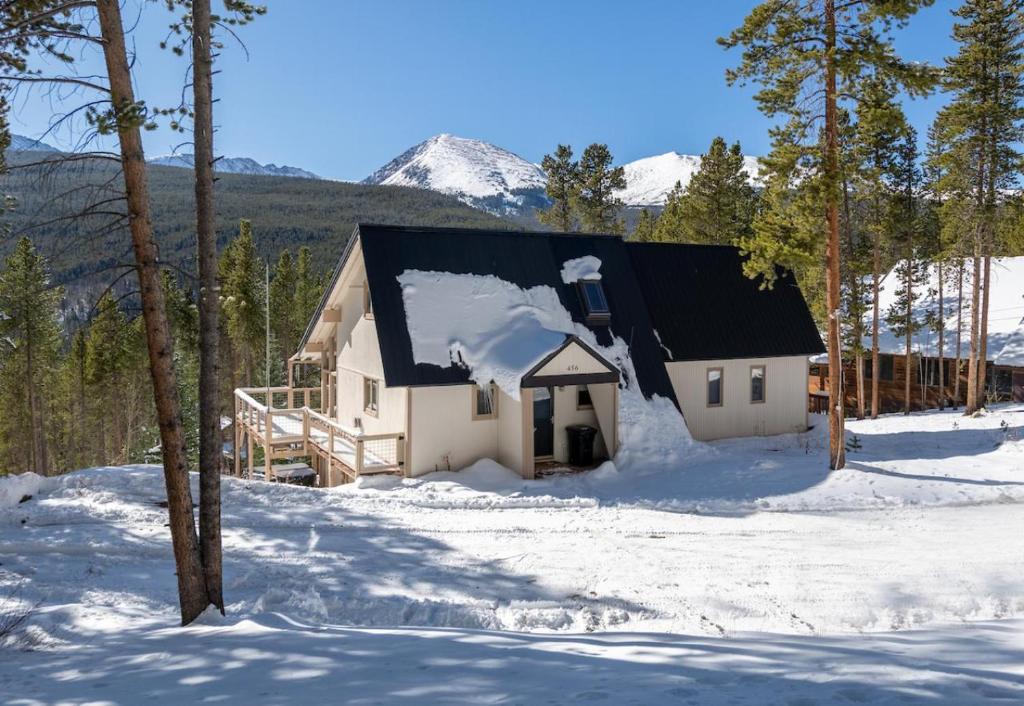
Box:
576, 280, 611, 325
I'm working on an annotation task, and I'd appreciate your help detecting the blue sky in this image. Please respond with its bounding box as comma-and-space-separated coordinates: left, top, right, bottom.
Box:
11, 0, 960, 181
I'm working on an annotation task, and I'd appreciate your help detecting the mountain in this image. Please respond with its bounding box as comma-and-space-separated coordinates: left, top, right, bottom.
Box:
363, 134, 548, 216
148, 153, 319, 179
616, 151, 764, 207
364, 135, 764, 219
2, 151, 516, 298
8, 133, 59, 152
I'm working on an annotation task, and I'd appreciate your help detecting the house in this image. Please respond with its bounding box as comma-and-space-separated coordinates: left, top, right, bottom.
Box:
810, 256, 1024, 413
233, 224, 824, 486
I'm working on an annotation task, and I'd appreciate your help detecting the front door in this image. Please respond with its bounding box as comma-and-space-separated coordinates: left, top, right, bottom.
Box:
533, 387, 554, 458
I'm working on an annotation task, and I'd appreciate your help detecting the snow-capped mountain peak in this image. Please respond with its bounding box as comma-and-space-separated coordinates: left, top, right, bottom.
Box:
363, 134, 548, 214
148, 153, 319, 179
615, 151, 763, 207
7, 133, 60, 152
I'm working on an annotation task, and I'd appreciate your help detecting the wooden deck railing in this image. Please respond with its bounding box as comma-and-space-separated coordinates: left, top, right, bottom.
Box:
233, 386, 404, 484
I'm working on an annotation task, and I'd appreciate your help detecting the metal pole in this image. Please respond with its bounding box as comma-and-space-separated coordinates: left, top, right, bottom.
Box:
265, 260, 271, 401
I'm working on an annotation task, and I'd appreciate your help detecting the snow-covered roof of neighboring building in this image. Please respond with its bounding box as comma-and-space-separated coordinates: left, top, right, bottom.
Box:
866, 256, 1024, 365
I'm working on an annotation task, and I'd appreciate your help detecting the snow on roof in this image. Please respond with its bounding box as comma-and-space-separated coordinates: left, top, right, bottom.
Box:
866, 256, 1024, 363
994, 323, 1024, 367
397, 266, 700, 463
560, 256, 602, 284
398, 269, 577, 398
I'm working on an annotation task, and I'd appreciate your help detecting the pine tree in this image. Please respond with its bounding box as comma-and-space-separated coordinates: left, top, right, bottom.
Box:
538, 145, 579, 232
292, 246, 323, 389
674, 137, 758, 245
269, 249, 298, 365
85, 293, 134, 462
576, 143, 626, 234
219, 219, 266, 386
721, 0, 936, 469
838, 110, 872, 420
885, 129, 927, 415
853, 74, 908, 418
0, 237, 62, 475
935, 0, 1024, 414
163, 272, 200, 466
652, 181, 687, 243
630, 208, 659, 242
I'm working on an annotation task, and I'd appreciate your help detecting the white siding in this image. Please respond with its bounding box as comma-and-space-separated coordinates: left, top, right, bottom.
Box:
496, 389, 523, 471
666, 356, 809, 441
409, 385, 499, 475
332, 263, 406, 435
534, 342, 611, 377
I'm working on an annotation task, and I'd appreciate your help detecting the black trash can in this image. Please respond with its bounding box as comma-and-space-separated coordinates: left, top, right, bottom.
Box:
566, 424, 598, 466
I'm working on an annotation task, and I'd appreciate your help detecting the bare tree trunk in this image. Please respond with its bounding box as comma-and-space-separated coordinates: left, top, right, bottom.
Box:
192, 0, 224, 614
977, 254, 991, 406
966, 252, 982, 414
26, 335, 46, 475
965, 135, 986, 416
937, 260, 945, 409
95, 0, 210, 625
855, 353, 865, 419
871, 240, 881, 419
842, 179, 864, 420
953, 258, 964, 407
824, 0, 845, 469
904, 258, 912, 415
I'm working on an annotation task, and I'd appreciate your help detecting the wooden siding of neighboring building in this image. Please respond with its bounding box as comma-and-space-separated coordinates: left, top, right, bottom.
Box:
810, 353, 1023, 414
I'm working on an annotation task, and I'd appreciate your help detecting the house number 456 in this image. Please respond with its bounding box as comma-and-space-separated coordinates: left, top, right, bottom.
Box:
566, 364, 580, 372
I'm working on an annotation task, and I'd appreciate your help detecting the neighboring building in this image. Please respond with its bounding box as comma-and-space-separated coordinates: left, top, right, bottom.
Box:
234, 224, 824, 486
812, 257, 1024, 413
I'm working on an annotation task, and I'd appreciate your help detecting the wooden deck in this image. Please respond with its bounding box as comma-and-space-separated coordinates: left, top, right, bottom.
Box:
233, 387, 405, 485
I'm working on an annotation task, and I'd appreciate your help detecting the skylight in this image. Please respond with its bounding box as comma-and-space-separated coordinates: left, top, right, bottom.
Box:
579, 279, 610, 324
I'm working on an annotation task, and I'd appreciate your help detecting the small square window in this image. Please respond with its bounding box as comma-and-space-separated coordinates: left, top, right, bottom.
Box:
578, 279, 610, 324
750, 365, 765, 403
472, 384, 497, 420
707, 368, 723, 407
363, 377, 379, 416
577, 387, 593, 409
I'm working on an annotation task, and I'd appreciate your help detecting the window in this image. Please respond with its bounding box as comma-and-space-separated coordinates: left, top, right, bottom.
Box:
363, 281, 374, 319
363, 377, 379, 416
879, 355, 894, 382
707, 368, 723, 407
472, 384, 497, 420
750, 365, 765, 403
994, 368, 1012, 396
577, 279, 610, 324
577, 386, 593, 410
865, 355, 895, 381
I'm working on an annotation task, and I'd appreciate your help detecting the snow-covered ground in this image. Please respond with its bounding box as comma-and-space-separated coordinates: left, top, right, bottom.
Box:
2, 405, 1024, 703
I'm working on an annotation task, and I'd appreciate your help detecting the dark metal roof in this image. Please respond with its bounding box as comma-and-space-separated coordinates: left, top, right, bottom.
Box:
627, 242, 825, 361
357, 224, 678, 403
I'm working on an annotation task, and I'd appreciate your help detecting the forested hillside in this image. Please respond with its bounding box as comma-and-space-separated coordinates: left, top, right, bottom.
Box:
2, 150, 515, 292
